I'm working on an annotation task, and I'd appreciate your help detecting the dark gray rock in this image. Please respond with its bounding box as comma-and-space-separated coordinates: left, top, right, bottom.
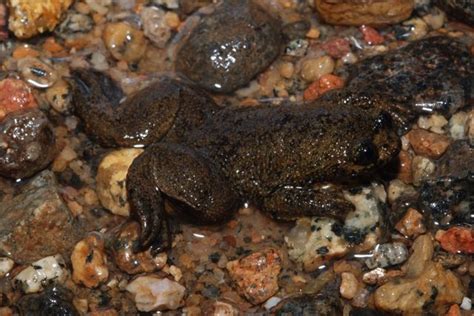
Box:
0, 170, 83, 264
175, 0, 283, 93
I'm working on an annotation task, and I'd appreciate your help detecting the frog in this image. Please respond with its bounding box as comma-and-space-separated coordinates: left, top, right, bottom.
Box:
71, 70, 400, 253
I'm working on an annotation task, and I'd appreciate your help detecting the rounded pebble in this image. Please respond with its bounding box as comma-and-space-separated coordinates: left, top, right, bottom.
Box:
300, 56, 335, 82
103, 22, 148, 63
71, 234, 109, 288
141, 6, 171, 48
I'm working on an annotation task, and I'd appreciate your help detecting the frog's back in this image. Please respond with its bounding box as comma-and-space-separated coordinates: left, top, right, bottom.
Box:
187, 102, 399, 198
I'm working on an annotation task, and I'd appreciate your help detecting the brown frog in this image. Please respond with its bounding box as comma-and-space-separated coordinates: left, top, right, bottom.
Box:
71, 70, 400, 253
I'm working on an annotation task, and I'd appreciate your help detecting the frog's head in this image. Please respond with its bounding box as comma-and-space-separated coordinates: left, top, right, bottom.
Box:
345, 110, 401, 177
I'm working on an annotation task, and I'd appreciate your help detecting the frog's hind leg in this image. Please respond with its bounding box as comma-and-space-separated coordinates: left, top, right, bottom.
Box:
262, 184, 354, 221
127, 143, 240, 253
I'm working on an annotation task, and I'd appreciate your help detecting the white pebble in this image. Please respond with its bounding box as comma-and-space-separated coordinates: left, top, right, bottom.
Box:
126, 276, 185, 312
264, 296, 282, 310
14, 255, 68, 293
449, 111, 468, 140
460, 297, 472, 310
300, 56, 335, 82
141, 7, 171, 48
417, 114, 448, 134
0, 258, 14, 277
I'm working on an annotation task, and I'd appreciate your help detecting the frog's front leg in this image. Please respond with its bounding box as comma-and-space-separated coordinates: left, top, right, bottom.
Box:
127, 143, 240, 253
262, 184, 354, 221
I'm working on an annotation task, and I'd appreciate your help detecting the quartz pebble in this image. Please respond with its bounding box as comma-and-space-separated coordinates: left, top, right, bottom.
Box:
202, 300, 241, 315
300, 56, 335, 82
46, 80, 72, 113
113, 222, 167, 275
449, 111, 469, 140
226, 249, 282, 304
126, 276, 185, 312
365, 243, 408, 269
286, 217, 348, 271
71, 234, 109, 288
7, 0, 73, 39
387, 179, 416, 203
339, 272, 359, 299
418, 114, 448, 134
0, 78, 37, 121
141, 7, 171, 48
96, 148, 144, 217
103, 22, 147, 63
407, 129, 451, 159
14, 255, 68, 293
0, 257, 14, 277
285, 39, 309, 57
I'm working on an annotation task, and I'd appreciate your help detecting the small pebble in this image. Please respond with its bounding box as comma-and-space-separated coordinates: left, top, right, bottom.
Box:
71, 234, 109, 288
387, 179, 416, 203
417, 114, 448, 134
45, 80, 71, 113
279, 62, 294, 79
340, 272, 359, 299
395, 208, 426, 237
285, 39, 309, 57
126, 277, 185, 312
397, 150, 413, 183
0, 78, 37, 121
141, 7, 171, 48
17, 57, 58, 89
264, 296, 282, 310
365, 242, 408, 269
14, 255, 68, 293
96, 148, 144, 217
449, 111, 468, 140
421, 8, 445, 30
103, 22, 147, 63
227, 249, 282, 305
0, 257, 14, 277
402, 18, 428, 41
460, 297, 472, 311
411, 156, 435, 185
321, 38, 351, 58
300, 56, 335, 82
407, 128, 451, 159
360, 25, 384, 45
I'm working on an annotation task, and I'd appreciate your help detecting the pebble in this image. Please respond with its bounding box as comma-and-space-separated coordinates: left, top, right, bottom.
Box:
417, 114, 448, 134
286, 217, 348, 271
201, 300, 240, 315
126, 276, 185, 312
175, 0, 283, 93
303, 73, 344, 101
17, 57, 58, 89
14, 255, 68, 293
0, 78, 37, 121
362, 268, 386, 285
344, 184, 384, 233
397, 150, 413, 183
387, 179, 416, 203
339, 272, 359, 299
435, 227, 474, 254
365, 243, 409, 269
226, 249, 282, 305
71, 234, 109, 288
374, 235, 464, 314
153, 0, 179, 9
285, 39, 309, 57
96, 148, 144, 217
408, 127, 452, 159
402, 18, 428, 41
141, 7, 172, 48
360, 25, 384, 45
7, 0, 73, 39
45, 79, 71, 113
0, 257, 14, 277
0, 171, 82, 264
57, 11, 93, 36
113, 222, 167, 274
103, 22, 147, 63
411, 156, 435, 185
279, 62, 294, 79
321, 38, 351, 59
340, 52, 358, 64
264, 296, 282, 310
300, 56, 335, 82
460, 297, 472, 311
449, 111, 469, 140
395, 208, 426, 237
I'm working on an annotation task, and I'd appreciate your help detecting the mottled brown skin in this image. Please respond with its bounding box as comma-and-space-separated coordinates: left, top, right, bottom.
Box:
71, 70, 399, 252
175, 0, 283, 93
0, 109, 56, 179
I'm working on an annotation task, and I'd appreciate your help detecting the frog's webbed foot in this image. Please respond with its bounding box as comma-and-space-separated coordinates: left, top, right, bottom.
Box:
262, 184, 354, 221
127, 143, 240, 253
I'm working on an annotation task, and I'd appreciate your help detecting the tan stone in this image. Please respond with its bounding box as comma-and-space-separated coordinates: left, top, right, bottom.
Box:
406, 129, 451, 159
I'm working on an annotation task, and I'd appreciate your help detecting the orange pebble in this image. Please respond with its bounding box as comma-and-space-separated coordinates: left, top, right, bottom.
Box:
436, 227, 474, 254
446, 304, 460, 316
12, 45, 40, 59
303, 74, 344, 101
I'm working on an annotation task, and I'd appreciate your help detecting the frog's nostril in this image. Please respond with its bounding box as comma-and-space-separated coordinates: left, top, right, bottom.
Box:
353, 140, 379, 166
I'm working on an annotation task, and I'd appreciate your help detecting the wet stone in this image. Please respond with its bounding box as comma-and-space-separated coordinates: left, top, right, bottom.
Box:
0, 170, 83, 264
17, 286, 78, 316
365, 242, 409, 269
175, 0, 283, 93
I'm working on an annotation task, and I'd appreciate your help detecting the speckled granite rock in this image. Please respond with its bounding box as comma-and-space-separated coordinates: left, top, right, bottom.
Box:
0, 170, 83, 264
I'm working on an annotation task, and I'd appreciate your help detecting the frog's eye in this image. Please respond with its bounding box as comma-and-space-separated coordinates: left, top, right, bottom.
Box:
373, 111, 392, 131
353, 140, 379, 166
